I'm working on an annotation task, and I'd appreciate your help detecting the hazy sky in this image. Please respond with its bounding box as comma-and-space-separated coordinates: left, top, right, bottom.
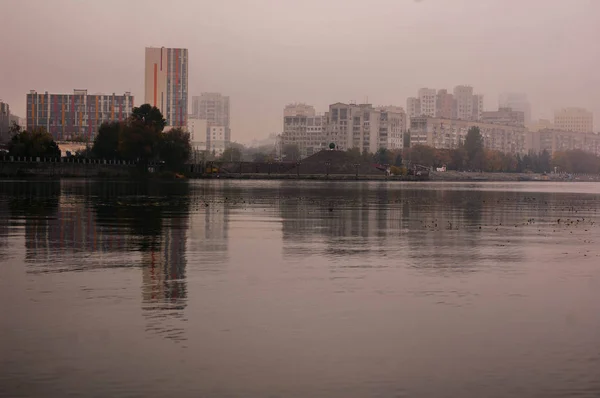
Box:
1, 0, 599, 142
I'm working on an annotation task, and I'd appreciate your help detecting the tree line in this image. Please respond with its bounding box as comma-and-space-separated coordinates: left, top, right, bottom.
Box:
4, 105, 192, 171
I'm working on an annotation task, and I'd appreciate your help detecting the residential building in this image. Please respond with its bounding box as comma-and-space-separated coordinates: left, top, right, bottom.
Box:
208, 126, 227, 157
499, 93, 531, 124
0, 102, 9, 142
187, 117, 208, 159
406, 97, 420, 119
453, 85, 483, 121
26, 89, 134, 141
410, 116, 528, 155
435, 89, 456, 119
377, 106, 406, 150
144, 47, 188, 128
553, 107, 593, 133
481, 107, 525, 127
325, 103, 404, 153
418, 88, 437, 117
529, 129, 600, 156
191, 92, 230, 146
282, 104, 326, 158
528, 118, 554, 132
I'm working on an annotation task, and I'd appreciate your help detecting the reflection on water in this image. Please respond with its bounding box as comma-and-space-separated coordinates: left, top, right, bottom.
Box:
1, 180, 600, 397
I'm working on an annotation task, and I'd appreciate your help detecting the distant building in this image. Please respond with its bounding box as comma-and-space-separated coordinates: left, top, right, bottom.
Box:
406, 97, 420, 120
453, 85, 482, 121
325, 103, 405, 153
553, 107, 593, 133
144, 47, 188, 128
499, 93, 531, 124
190, 92, 230, 148
0, 102, 10, 142
208, 126, 227, 157
528, 118, 554, 132
418, 88, 437, 117
187, 117, 208, 158
410, 116, 528, 155
529, 129, 600, 156
26, 89, 134, 141
282, 104, 326, 158
435, 89, 456, 119
481, 107, 525, 127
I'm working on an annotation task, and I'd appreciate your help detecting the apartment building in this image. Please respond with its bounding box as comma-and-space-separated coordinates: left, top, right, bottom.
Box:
453, 85, 483, 121
435, 89, 456, 119
144, 47, 188, 128
190, 92, 231, 148
418, 88, 436, 117
499, 93, 531, 124
377, 106, 406, 150
529, 129, 600, 156
406, 97, 421, 119
26, 89, 134, 141
208, 126, 227, 156
481, 107, 525, 127
282, 104, 326, 158
187, 117, 208, 155
554, 108, 593, 133
410, 117, 528, 155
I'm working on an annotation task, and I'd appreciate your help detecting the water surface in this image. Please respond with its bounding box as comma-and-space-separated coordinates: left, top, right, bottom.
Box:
1, 180, 599, 397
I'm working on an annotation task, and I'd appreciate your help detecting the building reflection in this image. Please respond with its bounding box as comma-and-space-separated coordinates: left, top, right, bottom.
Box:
277, 184, 534, 272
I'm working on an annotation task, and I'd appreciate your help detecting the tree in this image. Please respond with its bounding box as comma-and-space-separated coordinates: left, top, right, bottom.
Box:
253, 152, 269, 162
8, 127, 61, 158
465, 126, 484, 170
130, 104, 166, 132
329, 142, 336, 150
403, 131, 411, 148
118, 118, 162, 162
92, 121, 122, 159
407, 145, 436, 167
159, 128, 191, 171
219, 147, 242, 162
394, 153, 403, 167
374, 147, 392, 164
283, 144, 301, 161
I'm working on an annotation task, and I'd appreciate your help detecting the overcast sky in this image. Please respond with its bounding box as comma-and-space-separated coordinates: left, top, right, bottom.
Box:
1, 0, 599, 142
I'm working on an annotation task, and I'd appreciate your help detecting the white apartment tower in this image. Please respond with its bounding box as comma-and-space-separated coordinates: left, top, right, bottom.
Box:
144, 47, 188, 128
454, 85, 482, 121
554, 108, 594, 133
499, 93, 531, 125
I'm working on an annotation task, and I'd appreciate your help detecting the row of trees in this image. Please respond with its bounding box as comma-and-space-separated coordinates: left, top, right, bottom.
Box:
6, 124, 61, 158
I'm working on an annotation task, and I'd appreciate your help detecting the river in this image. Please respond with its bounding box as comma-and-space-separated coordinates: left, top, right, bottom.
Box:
1, 180, 599, 397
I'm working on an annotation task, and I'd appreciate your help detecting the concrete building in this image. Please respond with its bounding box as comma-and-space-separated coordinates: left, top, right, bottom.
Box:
406, 97, 420, 120
453, 85, 483, 121
190, 92, 230, 147
377, 106, 406, 150
499, 93, 531, 124
0, 102, 10, 142
325, 103, 405, 153
529, 129, 600, 156
481, 107, 525, 127
410, 116, 528, 155
26, 89, 134, 141
282, 104, 326, 158
208, 126, 227, 157
528, 118, 554, 132
187, 117, 208, 160
418, 88, 437, 117
554, 107, 593, 133
435, 89, 456, 119
144, 47, 188, 128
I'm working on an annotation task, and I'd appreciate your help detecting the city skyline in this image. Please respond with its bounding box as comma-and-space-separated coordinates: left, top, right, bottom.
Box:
1, 0, 599, 141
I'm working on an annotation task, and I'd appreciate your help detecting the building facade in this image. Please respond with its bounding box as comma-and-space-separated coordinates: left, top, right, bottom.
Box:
499, 93, 531, 125
553, 108, 593, 133
144, 47, 188, 128
282, 104, 326, 158
410, 117, 528, 155
481, 107, 525, 127
26, 90, 134, 141
0, 102, 9, 142
529, 129, 600, 156
190, 92, 230, 147
418, 88, 437, 117
406, 97, 421, 119
208, 126, 227, 157
187, 117, 208, 159
325, 103, 405, 153
435, 89, 456, 119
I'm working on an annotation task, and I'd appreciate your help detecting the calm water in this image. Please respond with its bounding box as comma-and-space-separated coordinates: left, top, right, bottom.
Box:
1, 180, 600, 398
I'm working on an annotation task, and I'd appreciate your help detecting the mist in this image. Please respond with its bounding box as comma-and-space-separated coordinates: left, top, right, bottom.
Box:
1, 0, 598, 142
